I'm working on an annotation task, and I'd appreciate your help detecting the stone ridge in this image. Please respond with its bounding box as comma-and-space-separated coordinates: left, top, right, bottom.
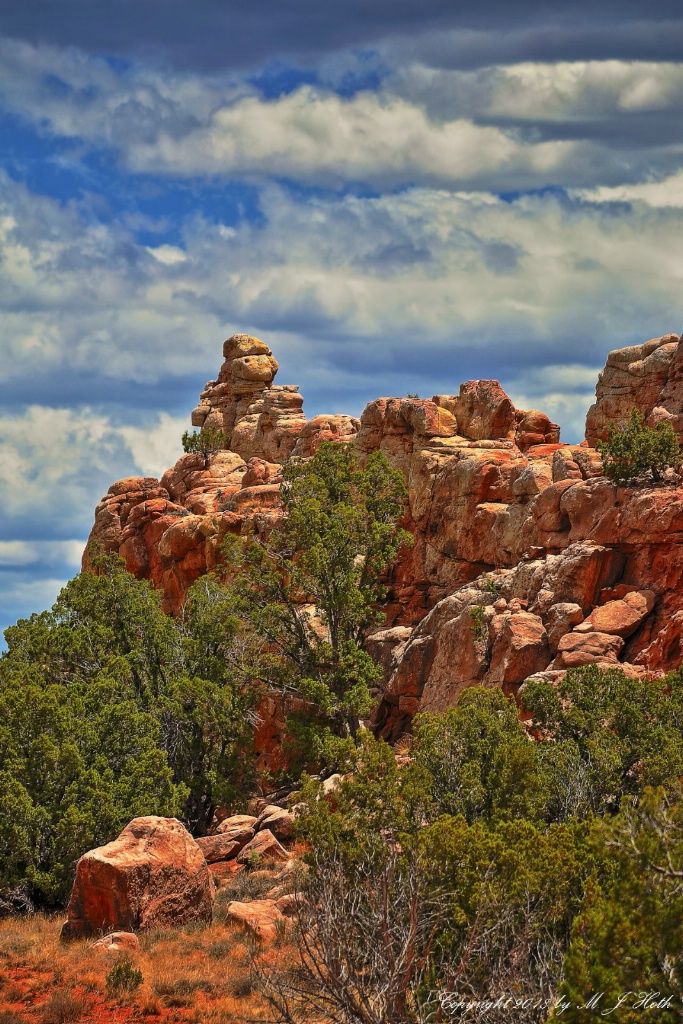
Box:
84, 331, 683, 751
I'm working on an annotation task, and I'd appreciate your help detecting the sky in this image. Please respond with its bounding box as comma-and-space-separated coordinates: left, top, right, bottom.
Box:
2, 1, 683, 640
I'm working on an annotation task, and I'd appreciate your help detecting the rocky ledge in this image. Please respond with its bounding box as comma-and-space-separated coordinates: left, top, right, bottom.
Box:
84, 331, 683, 746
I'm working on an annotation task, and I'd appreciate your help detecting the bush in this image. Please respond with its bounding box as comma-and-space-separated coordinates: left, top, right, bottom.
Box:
596, 408, 681, 484
181, 426, 230, 468
105, 957, 143, 996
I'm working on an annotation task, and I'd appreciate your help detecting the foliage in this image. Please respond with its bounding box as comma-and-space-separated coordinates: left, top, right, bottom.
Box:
287, 727, 595, 1024
556, 788, 683, 1023
181, 426, 230, 468
0, 555, 261, 904
106, 956, 144, 996
411, 689, 547, 824
596, 408, 681, 484
221, 441, 410, 762
288, 670, 683, 1022
522, 664, 683, 817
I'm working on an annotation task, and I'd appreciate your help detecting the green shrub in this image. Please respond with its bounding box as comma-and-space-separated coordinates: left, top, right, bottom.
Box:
596, 407, 681, 484
105, 957, 143, 996
181, 425, 230, 467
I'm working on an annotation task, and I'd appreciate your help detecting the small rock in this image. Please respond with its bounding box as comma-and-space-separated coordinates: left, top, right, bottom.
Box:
226, 900, 284, 942
237, 829, 289, 865
196, 834, 243, 864
554, 631, 624, 668
93, 931, 140, 953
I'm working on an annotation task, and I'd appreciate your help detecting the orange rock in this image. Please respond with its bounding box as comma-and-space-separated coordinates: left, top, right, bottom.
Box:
196, 834, 244, 864
554, 631, 624, 668
92, 931, 140, 953
61, 817, 213, 939
581, 591, 655, 638
226, 899, 284, 941
216, 814, 258, 835
487, 612, 550, 685
255, 806, 296, 841
586, 333, 682, 446
236, 829, 289, 864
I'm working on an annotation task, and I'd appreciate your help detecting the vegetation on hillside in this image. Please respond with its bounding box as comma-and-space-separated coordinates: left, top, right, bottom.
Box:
1, 438, 683, 1021
218, 441, 411, 773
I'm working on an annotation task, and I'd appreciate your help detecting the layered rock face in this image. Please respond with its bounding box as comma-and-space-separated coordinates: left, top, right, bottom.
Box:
61, 817, 213, 938
586, 332, 683, 444
84, 331, 683, 745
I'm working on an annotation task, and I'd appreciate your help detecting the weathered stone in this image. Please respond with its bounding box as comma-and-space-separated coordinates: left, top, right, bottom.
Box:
237, 829, 289, 864
92, 931, 140, 953
581, 591, 655, 638
255, 805, 296, 841
586, 333, 682, 446
487, 611, 550, 685
61, 817, 213, 939
554, 631, 624, 668
545, 603, 584, 653
226, 899, 284, 942
196, 834, 243, 864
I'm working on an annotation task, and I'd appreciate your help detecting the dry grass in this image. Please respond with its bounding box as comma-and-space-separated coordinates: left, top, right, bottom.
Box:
0, 902, 285, 1023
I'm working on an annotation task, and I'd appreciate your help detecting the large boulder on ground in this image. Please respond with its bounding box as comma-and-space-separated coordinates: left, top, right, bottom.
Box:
61, 816, 213, 939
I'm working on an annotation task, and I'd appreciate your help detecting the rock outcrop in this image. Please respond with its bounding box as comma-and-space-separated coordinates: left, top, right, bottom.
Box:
83, 330, 683, 749
61, 817, 213, 939
586, 332, 683, 445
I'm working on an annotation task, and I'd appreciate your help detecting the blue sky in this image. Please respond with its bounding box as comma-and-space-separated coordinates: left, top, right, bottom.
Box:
2, 0, 683, 640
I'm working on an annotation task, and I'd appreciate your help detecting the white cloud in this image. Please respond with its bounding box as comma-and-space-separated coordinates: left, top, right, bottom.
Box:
126, 86, 575, 187
2, 37, 682, 192
0, 539, 84, 567
0, 403, 185, 540
576, 170, 683, 208
118, 412, 187, 477
2, 171, 683, 406
147, 245, 188, 265
389, 60, 683, 122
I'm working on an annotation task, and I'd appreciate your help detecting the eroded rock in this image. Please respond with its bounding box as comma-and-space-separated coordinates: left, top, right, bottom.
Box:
61, 817, 213, 939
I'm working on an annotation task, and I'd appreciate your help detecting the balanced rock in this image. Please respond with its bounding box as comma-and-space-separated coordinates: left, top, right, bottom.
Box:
61, 816, 213, 939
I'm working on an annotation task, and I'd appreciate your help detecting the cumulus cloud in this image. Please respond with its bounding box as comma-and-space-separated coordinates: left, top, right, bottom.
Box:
0, 404, 185, 540
2, 37, 683, 192
2, 171, 683, 413
576, 170, 683, 207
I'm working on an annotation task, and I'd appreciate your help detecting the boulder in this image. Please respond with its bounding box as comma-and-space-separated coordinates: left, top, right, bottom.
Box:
545, 603, 584, 653
61, 817, 213, 939
579, 591, 655, 638
236, 829, 290, 865
554, 631, 624, 669
487, 611, 550, 685
196, 834, 243, 864
216, 814, 258, 837
255, 805, 296, 841
226, 899, 284, 941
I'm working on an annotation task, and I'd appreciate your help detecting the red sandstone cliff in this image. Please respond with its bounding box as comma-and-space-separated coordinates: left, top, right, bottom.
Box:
84, 331, 683, 743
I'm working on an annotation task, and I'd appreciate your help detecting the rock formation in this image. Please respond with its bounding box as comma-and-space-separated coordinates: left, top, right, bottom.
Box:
61, 816, 213, 938
83, 331, 683, 749
586, 332, 683, 445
